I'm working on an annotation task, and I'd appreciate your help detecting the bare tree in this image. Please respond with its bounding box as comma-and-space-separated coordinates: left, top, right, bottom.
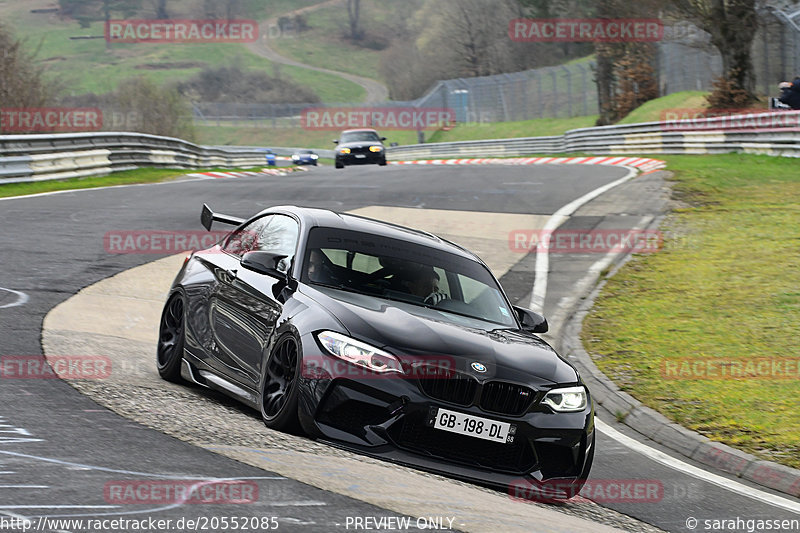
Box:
416, 0, 522, 78
346, 0, 361, 40
0, 24, 57, 124
113, 77, 193, 139
670, 0, 759, 101
155, 0, 168, 19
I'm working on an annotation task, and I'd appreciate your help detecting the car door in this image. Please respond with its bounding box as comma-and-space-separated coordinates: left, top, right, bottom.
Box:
208, 214, 300, 390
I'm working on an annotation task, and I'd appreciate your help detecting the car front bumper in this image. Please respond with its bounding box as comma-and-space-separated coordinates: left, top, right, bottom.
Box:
336, 152, 385, 165
296, 338, 594, 490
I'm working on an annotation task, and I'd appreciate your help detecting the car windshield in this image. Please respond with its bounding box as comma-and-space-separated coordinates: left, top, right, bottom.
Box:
302, 227, 516, 328
340, 131, 380, 143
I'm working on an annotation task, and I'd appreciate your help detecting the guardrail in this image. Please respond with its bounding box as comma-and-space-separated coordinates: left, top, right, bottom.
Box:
2, 111, 798, 183
0, 132, 334, 184
387, 110, 800, 160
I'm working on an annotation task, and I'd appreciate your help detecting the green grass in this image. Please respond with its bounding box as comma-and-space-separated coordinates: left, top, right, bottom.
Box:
269, 0, 395, 83
618, 91, 710, 124
427, 115, 599, 143
582, 154, 800, 468
0, 167, 223, 198
5, 4, 364, 102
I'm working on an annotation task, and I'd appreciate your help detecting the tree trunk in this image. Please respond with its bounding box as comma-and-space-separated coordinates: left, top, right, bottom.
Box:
595, 44, 617, 125
156, 0, 168, 19
347, 0, 360, 40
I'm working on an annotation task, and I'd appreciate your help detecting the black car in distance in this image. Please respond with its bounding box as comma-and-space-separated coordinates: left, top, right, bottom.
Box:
156, 204, 595, 497
334, 128, 387, 168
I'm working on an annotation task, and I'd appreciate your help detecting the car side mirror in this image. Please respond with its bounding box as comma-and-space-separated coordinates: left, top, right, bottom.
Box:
380, 137, 387, 141
241, 251, 289, 279
333, 139, 339, 144
513, 306, 548, 333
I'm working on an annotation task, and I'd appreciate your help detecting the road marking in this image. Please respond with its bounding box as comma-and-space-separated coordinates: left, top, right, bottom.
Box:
0, 288, 29, 309
263, 501, 327, 507
0, 485, 49, 488
0, 506, 118, 510
527, 166, 639, 312
0, 450, 285, 480
596, 419, 800, 514
0, 178, 211, 202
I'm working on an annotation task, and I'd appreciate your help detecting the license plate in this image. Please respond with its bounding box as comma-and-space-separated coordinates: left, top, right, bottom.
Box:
355, 154, 366, 158
428, 407, 515, 444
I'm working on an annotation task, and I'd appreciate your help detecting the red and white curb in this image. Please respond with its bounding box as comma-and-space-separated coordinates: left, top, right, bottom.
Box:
186, 167, 309, 180
390, 156, 667, 173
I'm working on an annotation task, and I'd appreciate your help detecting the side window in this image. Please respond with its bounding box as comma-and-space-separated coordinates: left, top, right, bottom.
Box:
222, 215, 299, 267
222, 216, 271, 257
258, 215, 300, 270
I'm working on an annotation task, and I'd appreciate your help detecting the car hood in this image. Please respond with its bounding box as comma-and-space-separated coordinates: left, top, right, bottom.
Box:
303, 286, 579, 387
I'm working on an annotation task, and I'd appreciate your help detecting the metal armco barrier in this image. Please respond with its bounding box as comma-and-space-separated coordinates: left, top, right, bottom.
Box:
2, 111, 798, 183
0, 131, 334, 184
387, 110, 800, 160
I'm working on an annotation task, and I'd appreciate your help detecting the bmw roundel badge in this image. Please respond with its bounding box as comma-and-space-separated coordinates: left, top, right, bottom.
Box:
471, 361, 487, 373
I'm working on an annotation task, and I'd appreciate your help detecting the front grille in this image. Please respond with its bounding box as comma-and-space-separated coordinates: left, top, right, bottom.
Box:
480, 381, 535, 416
390, 413, 536, 474
417, 371, 477, 406
349, 146, 371, 154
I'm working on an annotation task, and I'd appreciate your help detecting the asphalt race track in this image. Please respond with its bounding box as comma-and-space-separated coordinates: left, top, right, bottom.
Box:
1, 164, 797, 532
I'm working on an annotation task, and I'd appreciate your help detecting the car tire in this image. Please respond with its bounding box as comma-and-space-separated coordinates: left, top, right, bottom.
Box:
156, 293, 185, 383
378, 158, 387, 166
260, 335, 302, 433
335, 160, 344, 169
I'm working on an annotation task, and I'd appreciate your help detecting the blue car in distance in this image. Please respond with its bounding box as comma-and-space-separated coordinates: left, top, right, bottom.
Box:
292, 149, 318, 166
263, 149, 277, 166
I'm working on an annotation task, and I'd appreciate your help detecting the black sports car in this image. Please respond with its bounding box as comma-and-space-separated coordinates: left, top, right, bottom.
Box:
157, 204, 594, 494
333, 129, 387, 168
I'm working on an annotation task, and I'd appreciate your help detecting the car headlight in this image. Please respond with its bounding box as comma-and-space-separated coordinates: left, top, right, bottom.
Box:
340, 148, 351, 154
310, 154, 318, 159
542, 386, 587, 412
316, 331, 404, 374
292, 155, 299, 160
369, 146, 383, 153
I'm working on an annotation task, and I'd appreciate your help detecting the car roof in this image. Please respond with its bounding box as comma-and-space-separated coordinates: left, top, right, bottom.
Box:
340, 129, 379, 134
261, 206, 480, 262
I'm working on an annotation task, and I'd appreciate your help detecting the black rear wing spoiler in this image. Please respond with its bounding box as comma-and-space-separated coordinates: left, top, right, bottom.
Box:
201, 203, 245, 231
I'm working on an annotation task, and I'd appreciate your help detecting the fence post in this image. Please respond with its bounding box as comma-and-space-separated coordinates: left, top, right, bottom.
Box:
562, 66, 573, 118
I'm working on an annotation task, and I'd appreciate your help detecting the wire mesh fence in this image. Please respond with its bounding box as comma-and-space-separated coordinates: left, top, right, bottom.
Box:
193, 12, 800, 128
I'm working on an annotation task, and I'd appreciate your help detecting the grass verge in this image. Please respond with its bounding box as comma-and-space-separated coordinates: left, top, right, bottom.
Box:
1, 167, 228, 198
582, 153, 800, 469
